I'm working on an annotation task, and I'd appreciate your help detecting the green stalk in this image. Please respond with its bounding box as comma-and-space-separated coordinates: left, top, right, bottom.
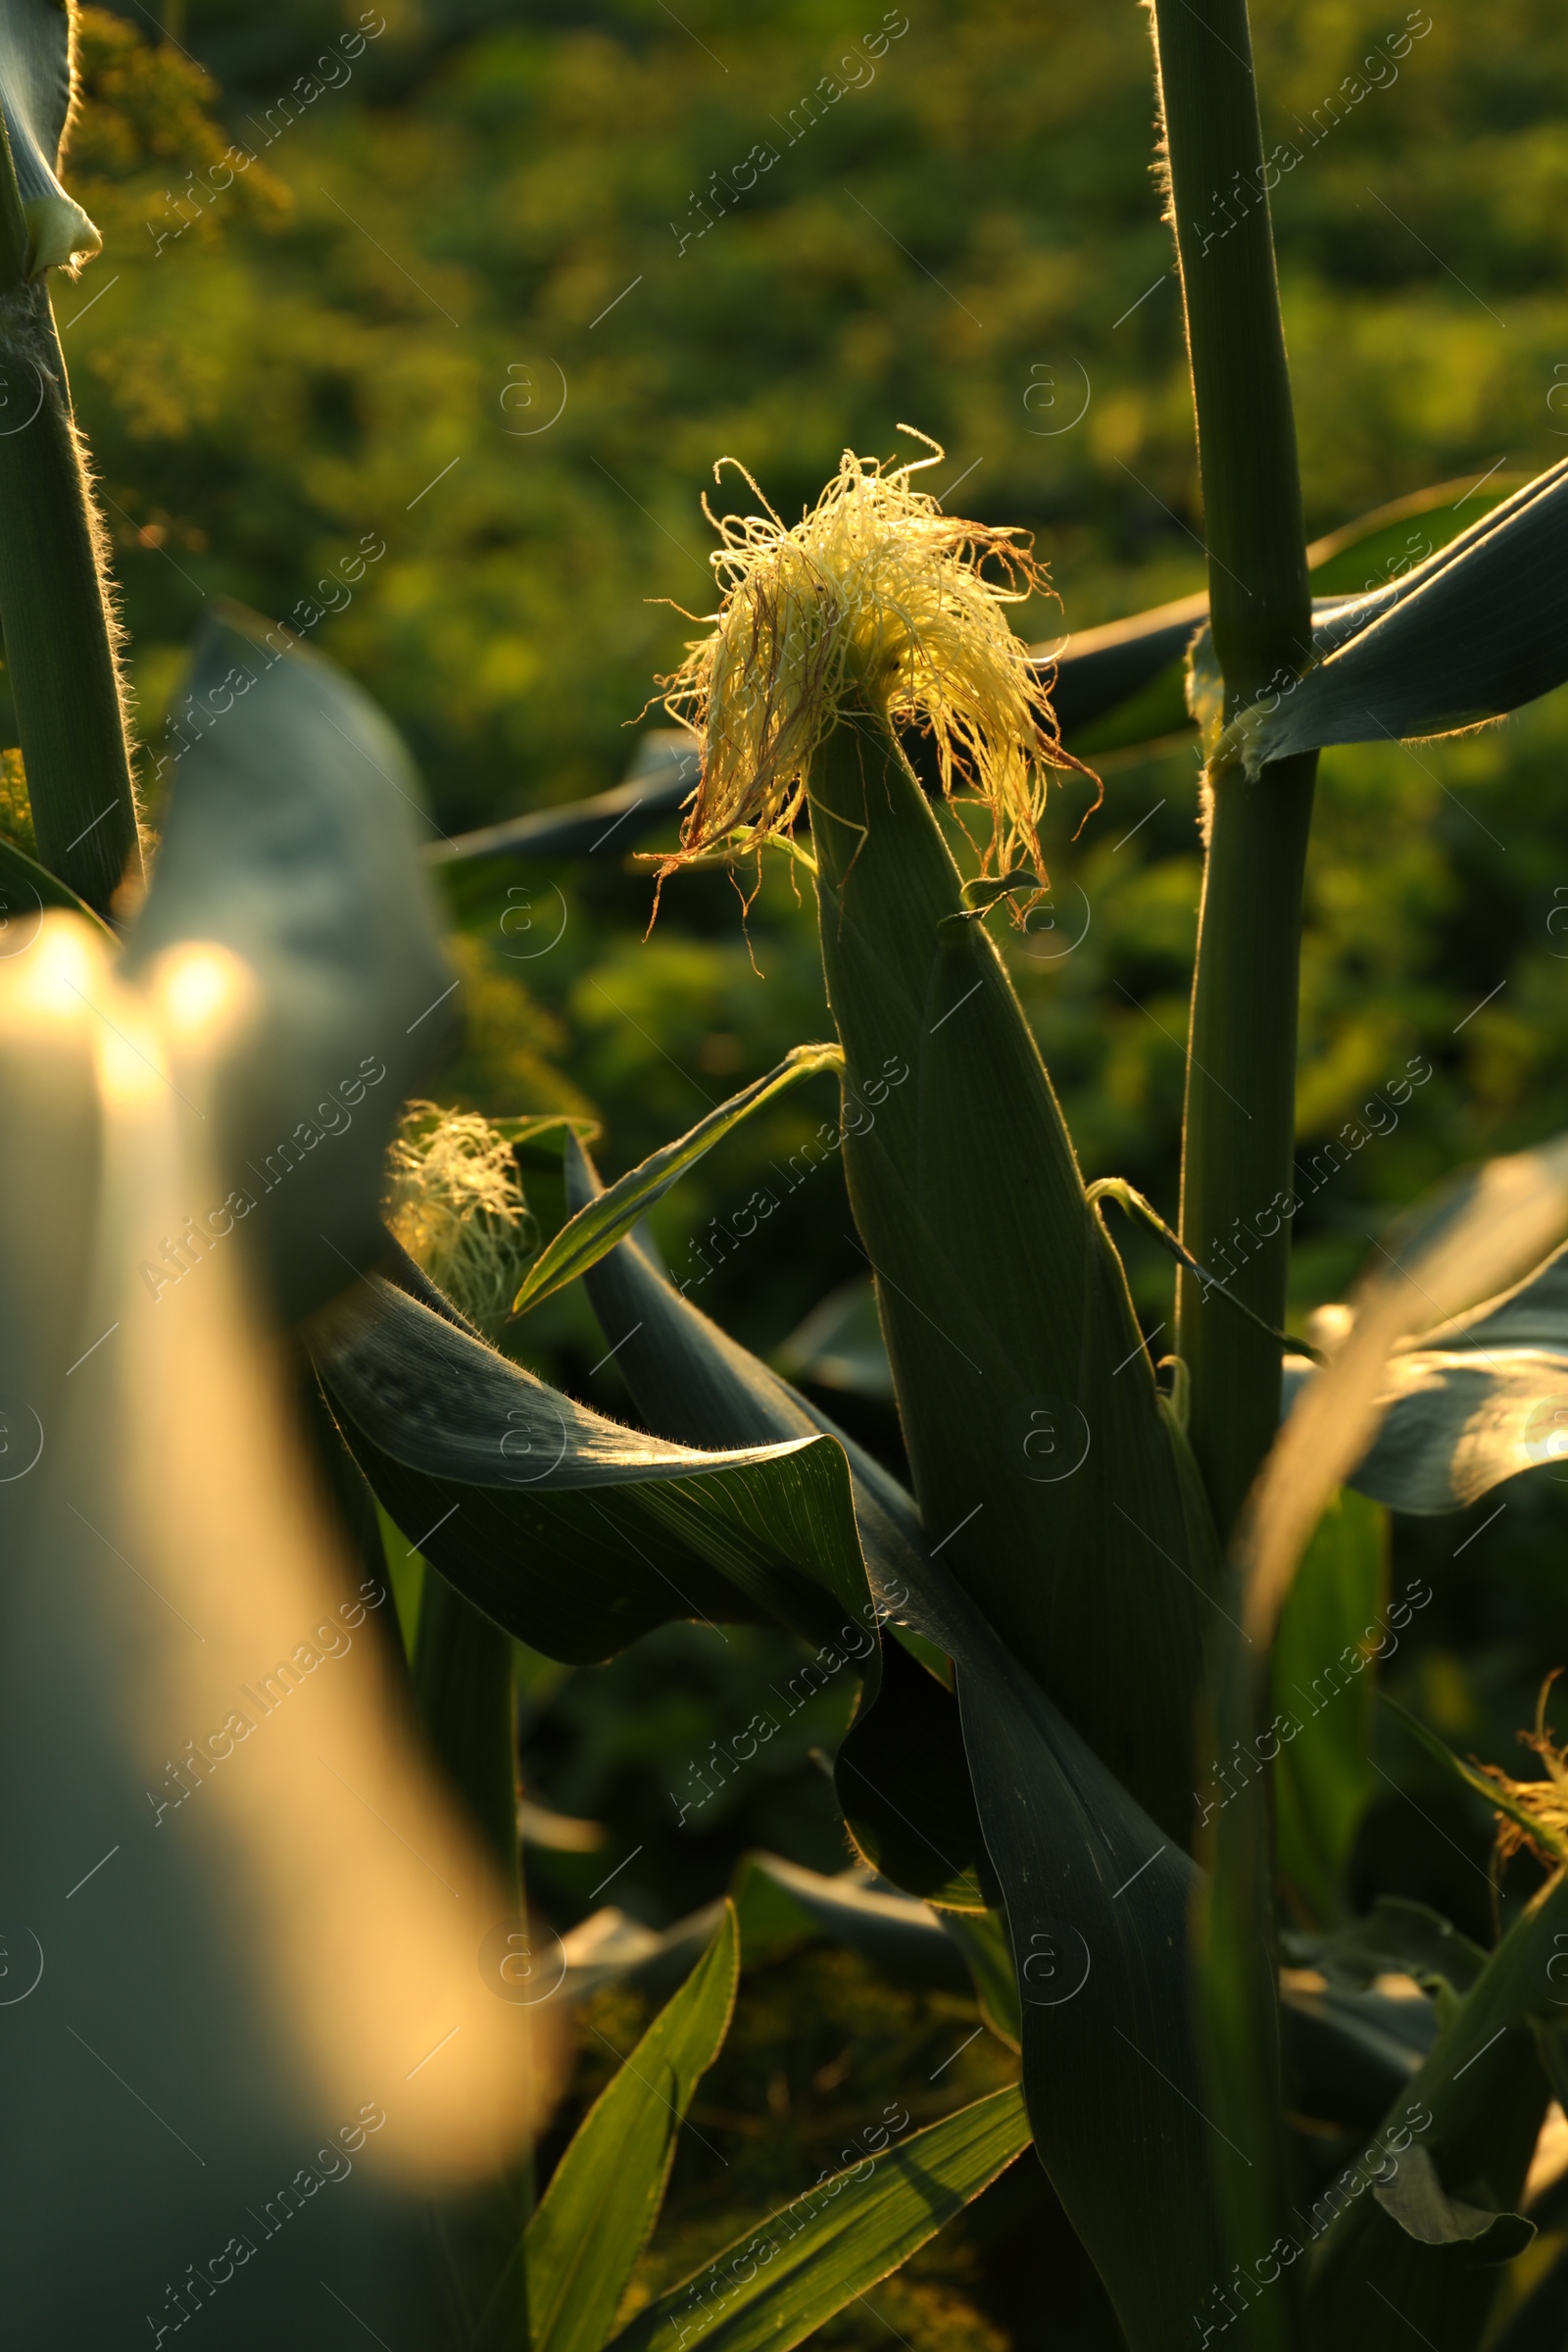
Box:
0, 114, 140, 917
1148, 8, 1313, 2342
1151, 0, 1316, 1544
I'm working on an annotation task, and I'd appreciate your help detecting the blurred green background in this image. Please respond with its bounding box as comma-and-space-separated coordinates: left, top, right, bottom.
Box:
42, 3, 1568, 2334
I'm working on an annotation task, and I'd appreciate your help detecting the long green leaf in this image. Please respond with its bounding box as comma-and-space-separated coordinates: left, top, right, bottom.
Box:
568, 1171, 1232, 2347
512, 1044, 842, 1315
476, 1904, 739, 2352
1204, 1138, 1568, 2351
1214, 454, 1568, 773
605, 2084, 1030, 2352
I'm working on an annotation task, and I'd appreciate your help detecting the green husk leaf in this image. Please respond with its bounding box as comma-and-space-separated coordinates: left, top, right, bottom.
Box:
806, 712, 1220, 1849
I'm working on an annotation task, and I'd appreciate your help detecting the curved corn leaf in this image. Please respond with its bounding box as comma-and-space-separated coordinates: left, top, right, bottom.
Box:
605, 2084, 1031, 2352
314, 1278, 882, 1660
569, 1153, 1230, 2348
1282, 1239, 1568, 1515
1215, 456, 1568, 773
806, 714, 1220, 1847
1040, 589, 1207, 747
1039, 476, 1519, 760
1281, 1976, 1433, 2136
512, 1044, 843, 1316
1304, 1867, 1566, 2345
1286, 1897, 1487, 2006
566, 1135, 930, 1598
122, 609, 456, 1322
1202, 1140, 1568, 2347
475, 1904, 739, 2352
1, 0, 99, 271
732, 1853, 970, 1989
428, 729, 700, 866
560, 1855, 968, 2007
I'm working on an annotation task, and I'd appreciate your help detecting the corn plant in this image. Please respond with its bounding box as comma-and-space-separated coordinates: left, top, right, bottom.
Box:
14, 3, 1568, 2350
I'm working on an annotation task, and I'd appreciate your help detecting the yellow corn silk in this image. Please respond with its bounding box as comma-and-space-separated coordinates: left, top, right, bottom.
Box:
384, 1098, 537, 1333
654, 436, 1086, 893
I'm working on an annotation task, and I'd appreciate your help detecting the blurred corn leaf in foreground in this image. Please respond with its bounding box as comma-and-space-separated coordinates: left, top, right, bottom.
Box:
0, 628, 546, 2348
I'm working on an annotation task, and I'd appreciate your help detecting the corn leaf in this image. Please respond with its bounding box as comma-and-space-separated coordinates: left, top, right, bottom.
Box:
605, 2084, 1031, 2352
1040, 476, 1517, 760
429, 728, 699, 866
317, 1281, 883, 1657
474, 1905, 739, 2352
567, 1181, 1232, 2347
317, 1264, 989, 1904
1204, 1138, 1568, 2348
730, 1854, 969, 1989
122, 609, 456, 1322
938, 1910, 1021, 2050
1281, 1976, 1433, 2137
1304, 1870, 1567, 2345
1286, 1897, 1487, 2005
565, 1134, 931, 1597
512, 1044, 843, 1316
1215, 455, 1568, 773
1282, 1239, 1568, 1514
